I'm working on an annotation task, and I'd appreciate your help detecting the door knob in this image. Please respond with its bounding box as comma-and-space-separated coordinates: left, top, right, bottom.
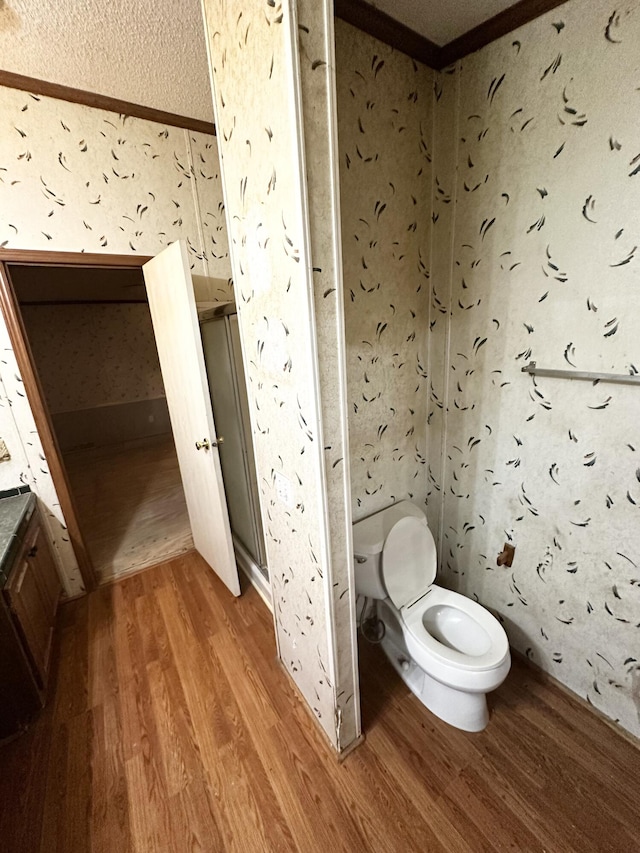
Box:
195, 437, 224, 451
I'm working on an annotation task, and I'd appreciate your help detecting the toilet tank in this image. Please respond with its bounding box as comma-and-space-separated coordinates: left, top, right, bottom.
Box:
352, 501, 427, 599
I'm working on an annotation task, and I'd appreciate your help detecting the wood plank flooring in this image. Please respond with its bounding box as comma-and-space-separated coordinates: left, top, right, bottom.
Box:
64, 435, 193, 583
1, 550, 639, 852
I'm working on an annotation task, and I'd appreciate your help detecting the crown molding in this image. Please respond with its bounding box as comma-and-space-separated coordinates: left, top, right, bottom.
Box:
333, 0, 440, 67
1, 2, 572, 125
334, 0, 571, 70
0, 70, 216, 136
436, 0, 570, 68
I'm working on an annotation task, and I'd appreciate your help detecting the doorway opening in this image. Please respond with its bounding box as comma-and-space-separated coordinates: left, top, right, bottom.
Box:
4, 259, 193, 586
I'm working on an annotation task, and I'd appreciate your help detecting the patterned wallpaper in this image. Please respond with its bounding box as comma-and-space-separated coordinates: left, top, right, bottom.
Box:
0, 84, 231, 596
334, 0, 640, 739
22, 303, 165, 413
1, 0, 637, 743
426, 65, 458, 542
0, 369, 32, 489
298, 2, 360, 750
202, 0, 358, 752
434, 0, 640, 737
0, 88, 230, 276
335, 20, 434, 523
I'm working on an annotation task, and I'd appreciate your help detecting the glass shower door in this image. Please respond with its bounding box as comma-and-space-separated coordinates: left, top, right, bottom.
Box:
200, 312, 267, 573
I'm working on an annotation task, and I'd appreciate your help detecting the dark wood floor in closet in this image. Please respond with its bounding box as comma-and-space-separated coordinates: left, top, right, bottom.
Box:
1, 551, 638, 852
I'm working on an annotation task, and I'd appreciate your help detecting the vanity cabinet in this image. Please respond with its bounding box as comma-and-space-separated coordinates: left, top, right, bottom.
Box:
4, 510, 61, 690
0, 493, 62, 740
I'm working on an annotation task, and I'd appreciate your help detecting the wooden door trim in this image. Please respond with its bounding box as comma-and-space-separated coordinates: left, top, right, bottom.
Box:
0, 250, 151, 592
0, 249, 152, 268
0, 261, 96, 590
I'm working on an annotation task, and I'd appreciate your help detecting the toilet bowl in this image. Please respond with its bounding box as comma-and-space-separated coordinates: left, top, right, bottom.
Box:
353, 501, 510, 732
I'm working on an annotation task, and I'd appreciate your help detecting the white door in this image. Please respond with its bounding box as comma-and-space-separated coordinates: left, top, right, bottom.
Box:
143, 241, 240, 596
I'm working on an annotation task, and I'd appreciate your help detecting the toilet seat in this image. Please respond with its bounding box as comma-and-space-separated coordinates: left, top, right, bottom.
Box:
381, 515, 508, 675
354, 501, 511, 729
401, 585, 510, 673
382, 516, 436, 609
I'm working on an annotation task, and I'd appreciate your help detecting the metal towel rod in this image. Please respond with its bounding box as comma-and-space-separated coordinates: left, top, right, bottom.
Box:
521, 361, 640, 386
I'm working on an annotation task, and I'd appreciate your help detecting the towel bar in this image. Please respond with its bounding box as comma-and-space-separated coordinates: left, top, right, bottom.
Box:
521, 361, 640, 386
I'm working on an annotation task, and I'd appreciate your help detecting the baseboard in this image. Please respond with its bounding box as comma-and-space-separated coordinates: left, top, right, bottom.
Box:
512, 649, 640, 751
233, 536, 272, 611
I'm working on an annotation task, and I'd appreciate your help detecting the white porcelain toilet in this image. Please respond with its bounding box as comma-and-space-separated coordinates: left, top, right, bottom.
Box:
353, 501, 510, 732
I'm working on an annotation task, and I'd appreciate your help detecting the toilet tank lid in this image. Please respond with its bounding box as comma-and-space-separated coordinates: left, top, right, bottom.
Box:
352, 500, 427, 556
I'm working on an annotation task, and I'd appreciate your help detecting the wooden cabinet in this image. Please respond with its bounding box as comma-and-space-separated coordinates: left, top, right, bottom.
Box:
4, 511, 61, 690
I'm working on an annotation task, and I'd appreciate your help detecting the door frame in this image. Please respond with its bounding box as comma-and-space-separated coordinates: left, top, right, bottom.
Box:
0, 249, 152, 592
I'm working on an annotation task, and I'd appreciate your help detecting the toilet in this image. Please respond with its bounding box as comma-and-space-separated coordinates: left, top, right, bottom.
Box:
353, 501, 510, 732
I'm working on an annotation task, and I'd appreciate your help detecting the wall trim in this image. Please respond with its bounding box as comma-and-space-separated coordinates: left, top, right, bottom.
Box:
322, 0, 363, 745
1, 2, 572, 129
436, 0, 571, 68
0, 70, 216, 136
286, 0, 342, 750
334, 0, 571, 70
0, 249, 153, 594
0, 262, 97, 591
436, 71, 461, 572
333, 0, 440, 67
0, 250, 152, 268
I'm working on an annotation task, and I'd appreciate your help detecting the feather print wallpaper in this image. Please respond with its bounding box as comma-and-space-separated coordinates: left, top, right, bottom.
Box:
335, 20, 434, 523
0, 84, 231, 596
335, 1, 640, 738
425, 65, 458, 543
0, 88, 230, 276
0, 313, 86, 596
0, 0, 637, 746
0, 368, 33, 492
202, 0, 358, 751
297, 1, 360, 749
433, 0, 640, 737
22, 303, 165, 413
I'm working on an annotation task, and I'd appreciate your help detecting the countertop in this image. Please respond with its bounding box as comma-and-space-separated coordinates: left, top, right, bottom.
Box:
0, 491, 36, 584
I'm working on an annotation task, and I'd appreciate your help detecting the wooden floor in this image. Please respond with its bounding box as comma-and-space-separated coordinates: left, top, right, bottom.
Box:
1, 552, 639, 852
65, 435, 193, 583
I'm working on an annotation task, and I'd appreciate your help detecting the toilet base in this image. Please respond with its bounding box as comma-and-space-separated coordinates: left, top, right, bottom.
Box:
379, 614, 490, 732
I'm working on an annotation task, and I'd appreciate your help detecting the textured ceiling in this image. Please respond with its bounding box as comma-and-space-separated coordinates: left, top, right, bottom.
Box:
0, 0, 214, 121
369, 0, 520, 46
0, 0, 522, 120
